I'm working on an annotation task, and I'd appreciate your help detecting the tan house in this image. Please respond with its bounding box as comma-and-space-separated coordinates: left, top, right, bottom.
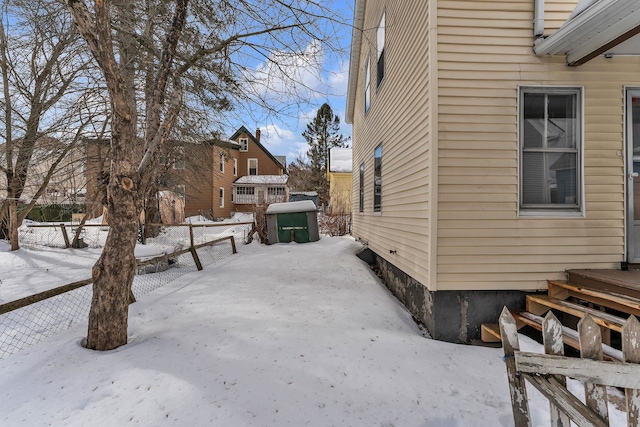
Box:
327, 147, 352, 215
346, 0, 640, 342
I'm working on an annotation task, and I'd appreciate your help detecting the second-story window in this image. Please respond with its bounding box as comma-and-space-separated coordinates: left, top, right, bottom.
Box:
248, 158, 258, 175
364, 56, 371, 112
376, 13, 385, 87
233, 158, 238, 176
219, 153, 225, 173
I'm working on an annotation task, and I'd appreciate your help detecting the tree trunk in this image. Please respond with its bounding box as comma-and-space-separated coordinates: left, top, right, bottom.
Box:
85, 180, 139, 350
8, 197, 19, 251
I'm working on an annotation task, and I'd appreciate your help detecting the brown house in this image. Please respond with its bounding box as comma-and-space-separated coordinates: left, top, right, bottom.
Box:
85, 126, 287, 221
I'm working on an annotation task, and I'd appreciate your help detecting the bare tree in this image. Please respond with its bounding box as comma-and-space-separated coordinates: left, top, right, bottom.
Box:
0, 0, 101, 250
67, 0, 345, 350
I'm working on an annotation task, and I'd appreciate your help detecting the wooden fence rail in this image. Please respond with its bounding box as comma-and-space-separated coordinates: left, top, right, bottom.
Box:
499, 307, 640, 427
0, 235, 236, 316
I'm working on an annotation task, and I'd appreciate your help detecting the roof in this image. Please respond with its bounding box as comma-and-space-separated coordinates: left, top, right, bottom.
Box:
233, 175, 289, 185
534, 0, 640, 66
329, 148, 352, 173
290, 191, 318, 197
345, 0, 366, 124
266, 200, 317, 214
229, 125, 287, 170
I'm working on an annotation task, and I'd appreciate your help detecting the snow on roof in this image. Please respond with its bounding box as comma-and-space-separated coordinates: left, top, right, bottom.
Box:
266, 200, 317, 214
330, 148, 352, 172
234, 175, 289, 185
290, 191, 318, 197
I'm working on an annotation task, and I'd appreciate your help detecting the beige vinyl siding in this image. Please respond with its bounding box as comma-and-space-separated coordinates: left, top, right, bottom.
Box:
436, 0, 638, 291
351, 0, 432, 288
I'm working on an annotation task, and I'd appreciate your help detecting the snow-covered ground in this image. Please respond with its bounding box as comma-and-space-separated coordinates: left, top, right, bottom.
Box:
0, 235, 628, 426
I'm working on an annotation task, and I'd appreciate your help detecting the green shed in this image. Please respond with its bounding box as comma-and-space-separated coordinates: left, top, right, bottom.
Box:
265, 200, 319, 244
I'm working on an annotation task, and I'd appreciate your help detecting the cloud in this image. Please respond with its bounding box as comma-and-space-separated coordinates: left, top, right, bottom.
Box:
244, 40, 327, 104
260, 124, 296, 147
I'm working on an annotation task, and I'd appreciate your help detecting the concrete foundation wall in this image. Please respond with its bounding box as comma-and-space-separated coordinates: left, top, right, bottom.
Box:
359, 248, 526, 343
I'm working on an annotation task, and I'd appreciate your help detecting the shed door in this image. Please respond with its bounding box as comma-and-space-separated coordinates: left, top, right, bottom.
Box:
627, 90, 640, 263
277, 213, 309, 243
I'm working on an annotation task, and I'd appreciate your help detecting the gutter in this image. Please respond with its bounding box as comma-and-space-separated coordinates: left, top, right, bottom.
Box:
345, 0, 366, 124
534, 0, 628, 55
534, 0, 544, 37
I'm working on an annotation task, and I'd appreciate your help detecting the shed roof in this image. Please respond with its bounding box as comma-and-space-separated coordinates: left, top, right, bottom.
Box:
266, 200, 317, 214
234, 175, 289, 185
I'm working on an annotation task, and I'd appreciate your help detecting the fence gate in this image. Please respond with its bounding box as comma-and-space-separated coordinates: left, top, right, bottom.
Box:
499, 307, 640, 427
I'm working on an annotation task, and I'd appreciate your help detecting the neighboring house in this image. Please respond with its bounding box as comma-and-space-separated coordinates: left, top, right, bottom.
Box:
1, 137, 88, 209
346, 0, 640, 342
229, 126, 287, 177
327, 148, 352, 214
85, 126, 287, 220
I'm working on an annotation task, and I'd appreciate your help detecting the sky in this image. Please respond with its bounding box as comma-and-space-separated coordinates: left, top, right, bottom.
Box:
228, 1, 355, 166
0, 221, 630, 426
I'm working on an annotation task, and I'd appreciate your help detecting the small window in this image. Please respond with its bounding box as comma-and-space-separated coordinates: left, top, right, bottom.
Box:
248, 158, 258, 175
173, 146, 185, 170
376, 13, 385, 87
359, 163, 364, 212
239, 138, 248, 152
373, 145, 382, 212
233, 158, 238, 176
219, 188, 224, 208
519, 87, 581, 212
364, 56, 371, 112
219, 154, 225, 173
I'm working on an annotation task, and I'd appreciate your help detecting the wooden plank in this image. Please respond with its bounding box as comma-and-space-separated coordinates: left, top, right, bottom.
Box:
499, 307, 532, 427
0, 279, 93, 315
515, 352, 640, 389
526, 295, 626, 333
548, 280, 640, 318
481, 323, 501, 342
524, 375, 609, 427
542, 312, 570, 427
566, 270, 640, 301
578, 315, 609, 423
623, 316, 640, 427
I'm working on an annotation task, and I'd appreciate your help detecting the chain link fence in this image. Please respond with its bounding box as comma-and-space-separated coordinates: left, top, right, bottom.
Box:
2, 222, 252, 360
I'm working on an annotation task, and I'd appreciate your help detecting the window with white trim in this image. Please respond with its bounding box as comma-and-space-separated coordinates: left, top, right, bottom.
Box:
359, 163, 364, 212
239, 138, 248, 152
219, 188, 224, 208
219, 153, 225, 173
373, 145, 382, 212
233, 158, 238, 176
520, 87, 581, 212
364, 56, 370, 112
248, 158, 258, 175
376, 13, 385, 87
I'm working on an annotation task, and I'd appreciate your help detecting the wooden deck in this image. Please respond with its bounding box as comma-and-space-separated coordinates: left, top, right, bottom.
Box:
481, 268, 640, 355
567, 269, 640, 300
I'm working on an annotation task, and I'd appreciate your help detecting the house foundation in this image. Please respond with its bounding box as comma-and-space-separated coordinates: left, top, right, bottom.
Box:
358, 248, 526, 343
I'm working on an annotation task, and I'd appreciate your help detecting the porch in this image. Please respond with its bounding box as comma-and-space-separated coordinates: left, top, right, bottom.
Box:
482, 268, 640, 358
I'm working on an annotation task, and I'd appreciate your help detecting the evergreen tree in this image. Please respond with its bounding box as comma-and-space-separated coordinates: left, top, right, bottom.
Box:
302, 103, 346, 205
